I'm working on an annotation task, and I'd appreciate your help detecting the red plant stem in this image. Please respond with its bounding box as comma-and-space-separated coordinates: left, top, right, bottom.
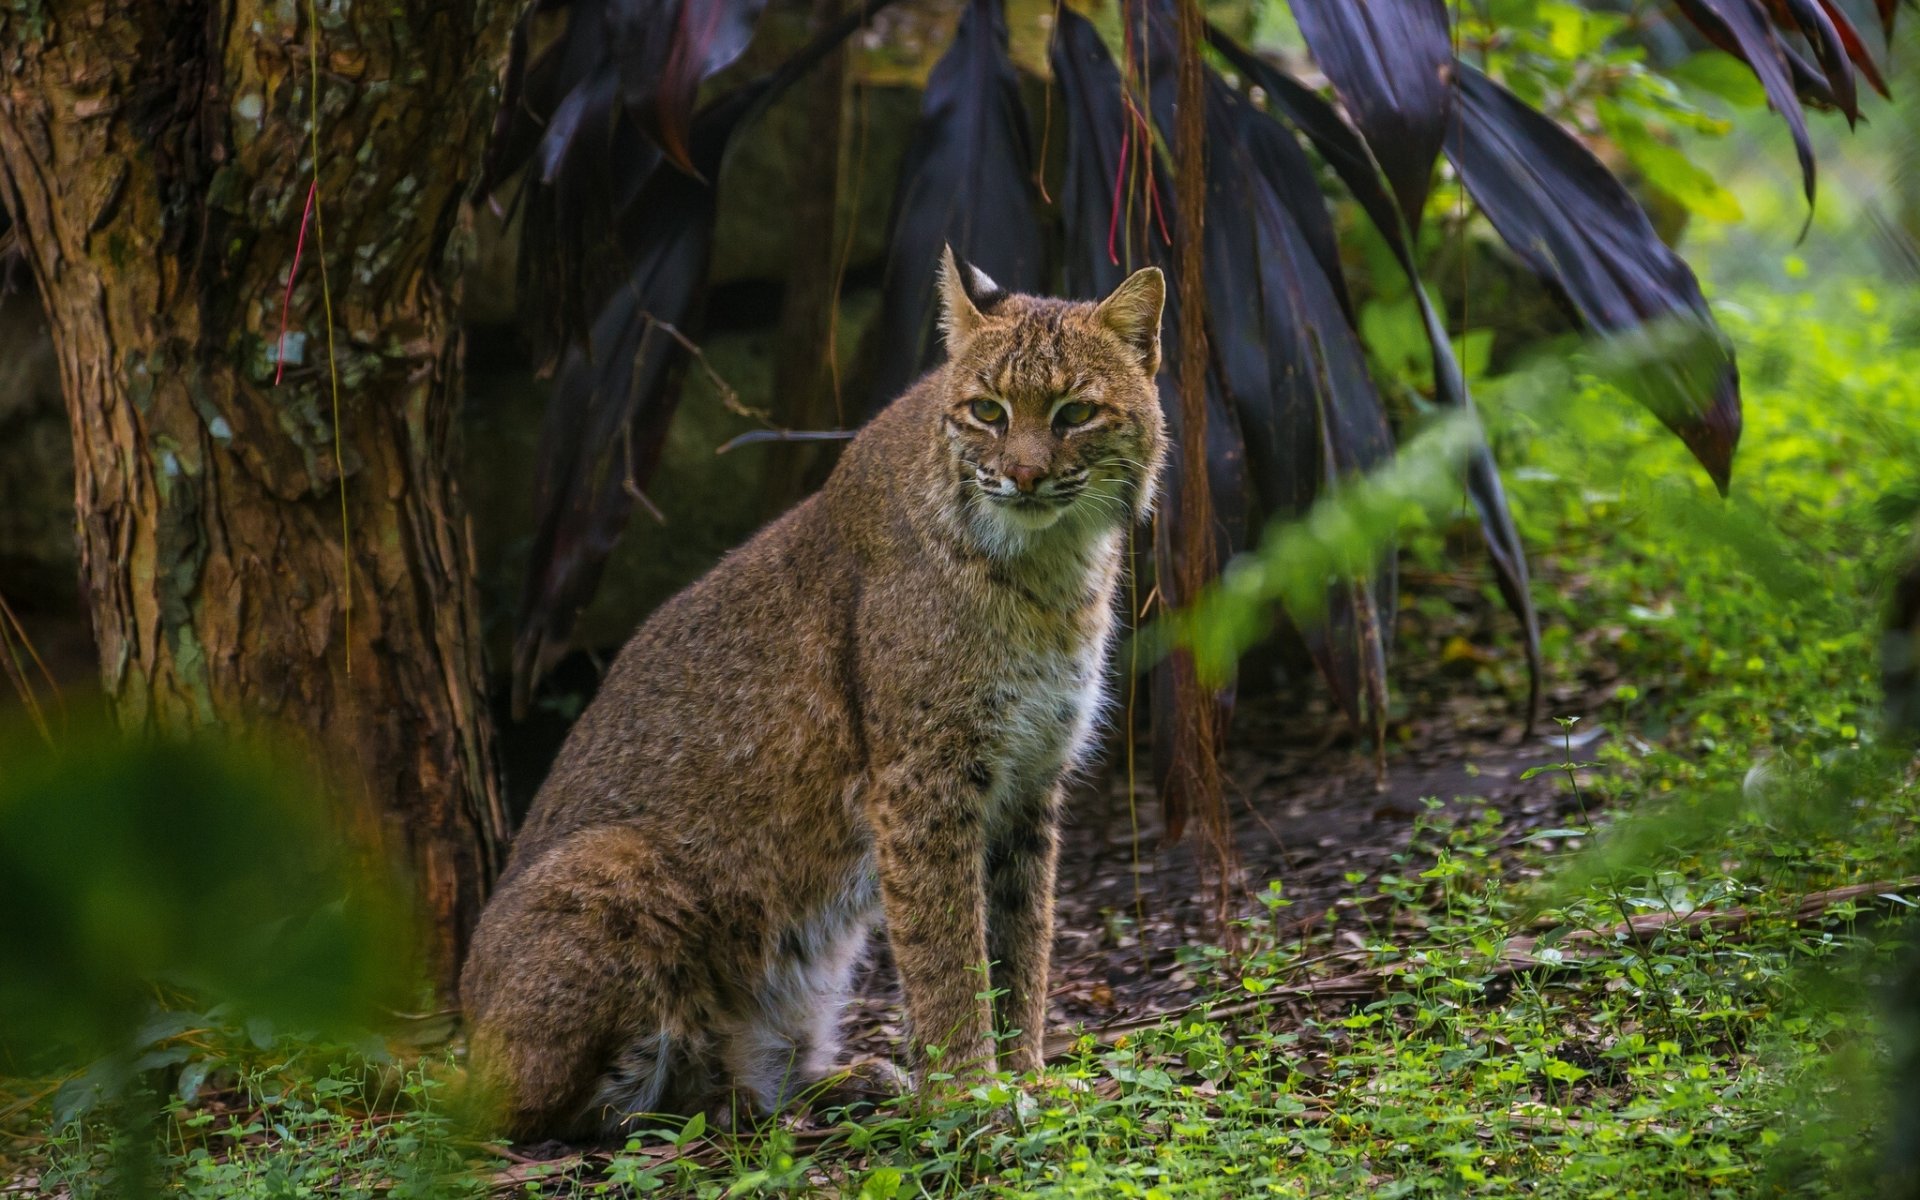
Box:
274, 180, 317, 387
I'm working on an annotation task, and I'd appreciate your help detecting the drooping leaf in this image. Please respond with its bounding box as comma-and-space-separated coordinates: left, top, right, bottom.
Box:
1288, 0, 1452, 235
1446, 64, 1742, 494
484, 0, 775, 363
483, 0, 604, 200
1773, 0, 1861, 120
866, 0, 1045, 411
1218, 104, 1394, 732
1127, 0, 1393, 737
1052, 5, 1168, 300
1208, 29, 1541, 723
512, 6, 894, 712
490, 4, 660, 360
1815, 0, 1891, 97
1669, 0, 1818, 208
616, 0, 770, 173
511, 129, 717, 719
1053, 6, 1246, 832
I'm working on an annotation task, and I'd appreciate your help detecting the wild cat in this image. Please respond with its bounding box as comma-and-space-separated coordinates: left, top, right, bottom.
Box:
461, 248, 1167, 1138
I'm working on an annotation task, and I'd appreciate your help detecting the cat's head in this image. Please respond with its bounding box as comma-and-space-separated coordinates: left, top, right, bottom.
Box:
934, 246, 1168, 551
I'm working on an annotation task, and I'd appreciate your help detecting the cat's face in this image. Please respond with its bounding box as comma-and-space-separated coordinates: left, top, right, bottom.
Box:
935, 252, 1167, 549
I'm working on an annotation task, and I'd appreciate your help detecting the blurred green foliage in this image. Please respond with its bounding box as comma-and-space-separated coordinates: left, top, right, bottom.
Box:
0, 727, 415, 1067
0, 726, 420, 1195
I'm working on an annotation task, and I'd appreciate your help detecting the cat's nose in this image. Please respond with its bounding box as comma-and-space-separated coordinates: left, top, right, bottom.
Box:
1005, 464, 1047, 493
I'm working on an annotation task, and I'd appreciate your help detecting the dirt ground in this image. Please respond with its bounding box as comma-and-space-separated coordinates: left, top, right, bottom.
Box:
837, 593, 1616, 1062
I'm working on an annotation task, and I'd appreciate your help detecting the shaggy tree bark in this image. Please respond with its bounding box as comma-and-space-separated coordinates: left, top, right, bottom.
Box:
0, 2, 514, 995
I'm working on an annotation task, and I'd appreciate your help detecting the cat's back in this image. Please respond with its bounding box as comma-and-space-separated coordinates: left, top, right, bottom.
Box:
506, 484, 865, 866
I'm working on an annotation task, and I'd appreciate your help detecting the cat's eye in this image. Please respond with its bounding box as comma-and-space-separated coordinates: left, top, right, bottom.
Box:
969, 398, 1006, 425
1054, 400, 1096, 429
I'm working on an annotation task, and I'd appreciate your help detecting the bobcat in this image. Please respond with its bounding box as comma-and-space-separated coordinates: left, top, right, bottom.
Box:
461, 249, 1167, 1139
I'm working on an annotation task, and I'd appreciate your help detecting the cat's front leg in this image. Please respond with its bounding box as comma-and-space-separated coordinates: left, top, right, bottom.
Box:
986, 785, 1062, 1074
867, 759, 996, 1084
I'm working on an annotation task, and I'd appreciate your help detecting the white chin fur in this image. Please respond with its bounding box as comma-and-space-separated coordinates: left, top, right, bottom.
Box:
991, 499, 1068, 531
968, 497, 1066, 559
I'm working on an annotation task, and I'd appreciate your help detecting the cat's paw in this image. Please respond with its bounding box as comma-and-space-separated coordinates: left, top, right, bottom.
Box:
806, 1057, 913, 1115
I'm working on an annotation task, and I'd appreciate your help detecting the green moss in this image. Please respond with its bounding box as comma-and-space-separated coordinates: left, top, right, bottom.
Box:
123, 352, 156, 415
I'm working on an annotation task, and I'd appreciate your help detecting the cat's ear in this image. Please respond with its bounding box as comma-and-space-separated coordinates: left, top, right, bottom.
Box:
937, 245, 1003, 354
1094, 266, 1165, 377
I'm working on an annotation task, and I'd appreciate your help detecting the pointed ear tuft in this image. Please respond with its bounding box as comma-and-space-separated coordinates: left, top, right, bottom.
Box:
938, 245, 986, 354
1094, 266, 1165, 376
965, 261, 1003, 303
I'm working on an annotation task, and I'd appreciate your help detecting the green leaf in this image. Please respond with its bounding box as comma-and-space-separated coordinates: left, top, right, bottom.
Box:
177, 1058, 217, 1105
1600, 104, 1742, 222
1542, 1057, 1589, 1082
1539, 0, 1627, 58
52, 1062, 117, 1128
1451, 330, 1494, 383
676, 1109, 707, 1145
1519, 763, 1577, 780
1665, 50, 1770, 108
1361, 295, 1430, 383
1516, 828, 1591, 843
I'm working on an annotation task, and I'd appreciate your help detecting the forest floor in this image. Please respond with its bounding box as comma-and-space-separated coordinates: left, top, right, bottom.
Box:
5, 283, 1920, 1197
841, 631, 1601, 1067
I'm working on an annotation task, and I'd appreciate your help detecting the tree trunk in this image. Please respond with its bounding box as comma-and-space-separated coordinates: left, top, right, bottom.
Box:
0, 1, 513, 996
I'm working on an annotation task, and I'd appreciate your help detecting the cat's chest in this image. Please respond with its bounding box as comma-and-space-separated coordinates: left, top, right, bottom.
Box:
972, 544, 1121, 794
987, 636, 1106, 787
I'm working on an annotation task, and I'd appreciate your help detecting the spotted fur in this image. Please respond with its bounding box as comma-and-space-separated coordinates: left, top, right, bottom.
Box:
460, 249, 1167, 1140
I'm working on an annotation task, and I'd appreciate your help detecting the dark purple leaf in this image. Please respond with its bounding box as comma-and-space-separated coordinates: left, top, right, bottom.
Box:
511, 130, 718, 719
1446, 63, 1742, 493
1050, 5, 1248, 537
1127, 0, 1393, 734
483, 3, 611, 200
866, 0, 1045, 410
1238, 89, 1358, 323
1052, 7, 1248, 810
1817, 0, 1891, 97
512, 5, 896, 711
1670, 0, 1817, 207
1289, 0, 1452, 235
1130, 1, 1396, 733
1213, 85, 1395, 731
617, 0, 771, 175
1776, 0, 1860, 119
1207, 29, 1540, 724
537, 76, 620, 185
606, 0, 677, 122
1052, 6, 1170, 299
486, 0, 801, 360
1781, 32, 1843, 109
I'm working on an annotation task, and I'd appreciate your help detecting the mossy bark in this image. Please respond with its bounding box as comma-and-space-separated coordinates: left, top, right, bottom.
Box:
0, 0, 513, 996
